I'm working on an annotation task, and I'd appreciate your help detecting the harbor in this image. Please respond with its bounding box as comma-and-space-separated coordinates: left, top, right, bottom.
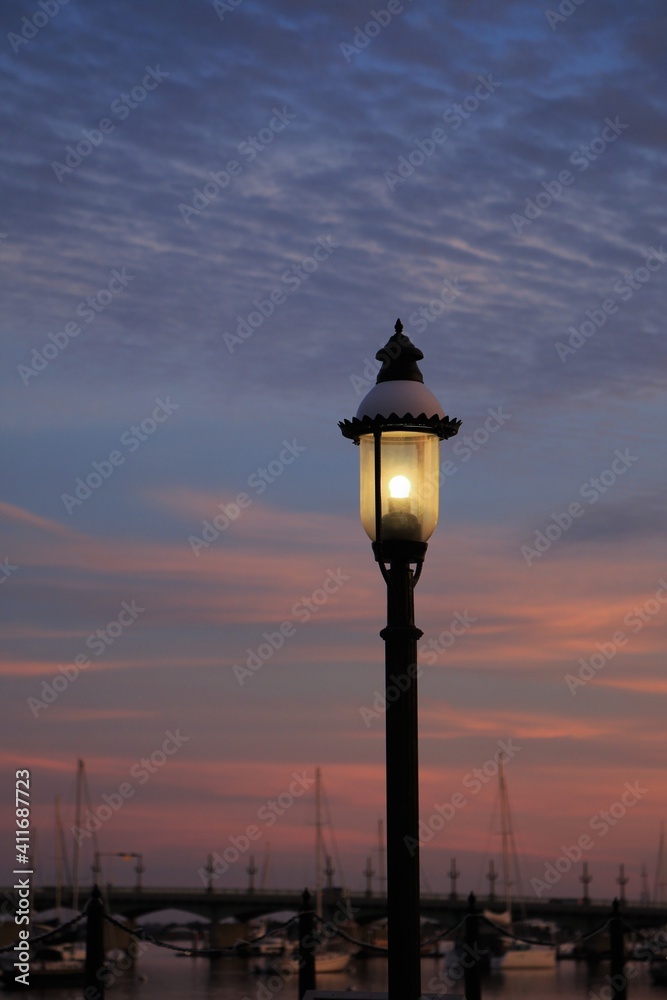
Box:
2, 879, 667, 997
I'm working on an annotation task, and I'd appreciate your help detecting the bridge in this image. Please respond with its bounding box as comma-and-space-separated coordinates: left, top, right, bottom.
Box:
18, 886, 667, 935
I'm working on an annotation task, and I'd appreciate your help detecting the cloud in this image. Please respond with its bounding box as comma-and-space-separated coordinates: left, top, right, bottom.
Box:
2, 0, 667, 893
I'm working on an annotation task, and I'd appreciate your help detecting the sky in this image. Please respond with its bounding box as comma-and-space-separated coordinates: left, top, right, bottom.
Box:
1, 0, 667, 909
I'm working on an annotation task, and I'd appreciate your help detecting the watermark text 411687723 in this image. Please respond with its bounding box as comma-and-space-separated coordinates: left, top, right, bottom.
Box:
13, 769, 32, 987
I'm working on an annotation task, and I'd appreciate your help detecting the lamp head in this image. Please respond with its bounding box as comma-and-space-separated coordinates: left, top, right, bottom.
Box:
338, 319, 461, 549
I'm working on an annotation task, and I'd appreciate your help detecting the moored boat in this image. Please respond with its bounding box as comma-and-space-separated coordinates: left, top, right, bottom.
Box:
500, 940, 556, 970
314, 949, 351, 972
486, 762, 556, 972
1, 944, 86, 990
253, 948, 351, 974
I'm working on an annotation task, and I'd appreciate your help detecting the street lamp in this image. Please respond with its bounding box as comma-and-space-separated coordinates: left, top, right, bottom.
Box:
339, 319, 460, 1000
93, 852, 144, 892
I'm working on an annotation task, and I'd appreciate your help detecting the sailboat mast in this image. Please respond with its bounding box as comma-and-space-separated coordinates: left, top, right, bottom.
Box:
377, 818, 386, 895
72, 759, 84, 911
654, 820, 665, 904
499, 758, 512, 918
55, 797, 62, 921
315, 767, 323, 918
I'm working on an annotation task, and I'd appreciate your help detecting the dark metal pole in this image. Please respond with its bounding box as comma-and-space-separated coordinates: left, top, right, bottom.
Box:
379, 543, 423, 1000
338, 322, 461, 1000
84, 884, 106, 999
609, 898, 627, 1000
464, 892, 482, 1000
298, 888, 316, 1000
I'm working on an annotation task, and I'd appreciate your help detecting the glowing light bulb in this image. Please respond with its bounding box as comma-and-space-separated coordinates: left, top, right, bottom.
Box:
388, 475, 411, 499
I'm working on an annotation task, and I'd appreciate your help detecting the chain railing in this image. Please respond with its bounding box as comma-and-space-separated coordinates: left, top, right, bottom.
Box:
2, 886, 660, 1000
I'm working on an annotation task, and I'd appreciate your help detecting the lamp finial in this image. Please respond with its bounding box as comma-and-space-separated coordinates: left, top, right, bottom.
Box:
376, 321, 424, 384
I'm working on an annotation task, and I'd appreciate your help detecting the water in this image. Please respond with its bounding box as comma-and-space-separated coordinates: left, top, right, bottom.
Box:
17, 951, 661, 1000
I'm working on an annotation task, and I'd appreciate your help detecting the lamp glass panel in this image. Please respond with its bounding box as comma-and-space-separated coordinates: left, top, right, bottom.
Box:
359, 431, 440, 541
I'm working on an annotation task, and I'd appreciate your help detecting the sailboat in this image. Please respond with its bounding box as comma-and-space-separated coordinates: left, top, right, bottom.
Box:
489, 760, 556, 971
312, 768, 352, 973
254, 770, 351, 975
0, 944, 87, 990
1, 785, 89, 989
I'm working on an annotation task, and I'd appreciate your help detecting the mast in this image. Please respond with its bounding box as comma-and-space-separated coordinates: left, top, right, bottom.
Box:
247, 854, 257, 893
499, 758, 512, 918
325, 854, 335, 892
487, 858, 498, 902
315, 766, 323, 919
72, 759, 84, 911
654, 821, 665, 904
377, 818, 386, 895
55, 797, 62, 921
640, 863, 650, 904
580, 861, 592, 904
363, 856, 374, 896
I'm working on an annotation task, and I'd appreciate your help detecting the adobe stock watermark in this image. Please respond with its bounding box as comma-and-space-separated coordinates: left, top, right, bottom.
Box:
363, 406, 509, 495
52, 66, 169, 181
223, 236, 340, 353
555, 246, 667, 363
587, 964, 643, 1000
233, 569, 350, 685
384, 75, 501, 191
422, 610, 478, 665
71, 730, 189, 845
72, 936, 150, 999
520, 448, 639, 565
213, 0, 244, 20
178, 107, 296, 224
188, 438, 306, 555
197, 771, 315, 884
18, 267, 135, 385
510, 116, 628, 234
355, 405, 509, 511
359, 610, 478, 727
407, 278, 467, 334
359, 660, 421, 728
565, 579, 667, 694
530, 781, 648, 897
405, 739, 522, 855
61, 397, 179, 514
8, 0, 70, 54
339, 0, 413, 63
544, 0, 587, 31
0, 558, 18, 584
27, 600, 145, 717
425, 943, 487, 996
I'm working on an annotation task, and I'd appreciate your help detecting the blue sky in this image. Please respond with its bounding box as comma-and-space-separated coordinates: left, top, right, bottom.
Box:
1, 0, 667, 903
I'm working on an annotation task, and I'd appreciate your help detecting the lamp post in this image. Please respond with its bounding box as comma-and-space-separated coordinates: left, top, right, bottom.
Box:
339, 319, 460, 1000
93, 851, 144, 892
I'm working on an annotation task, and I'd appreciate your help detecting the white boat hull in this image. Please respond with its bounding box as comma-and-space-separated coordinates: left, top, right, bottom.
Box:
315, 951, 351, 972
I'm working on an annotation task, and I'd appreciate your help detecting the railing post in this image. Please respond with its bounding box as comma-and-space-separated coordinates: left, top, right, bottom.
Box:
464, 891, 482, 1000
609, 898, 627, 1000
84, 884, 106, 999
298, 888, 316, 1000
